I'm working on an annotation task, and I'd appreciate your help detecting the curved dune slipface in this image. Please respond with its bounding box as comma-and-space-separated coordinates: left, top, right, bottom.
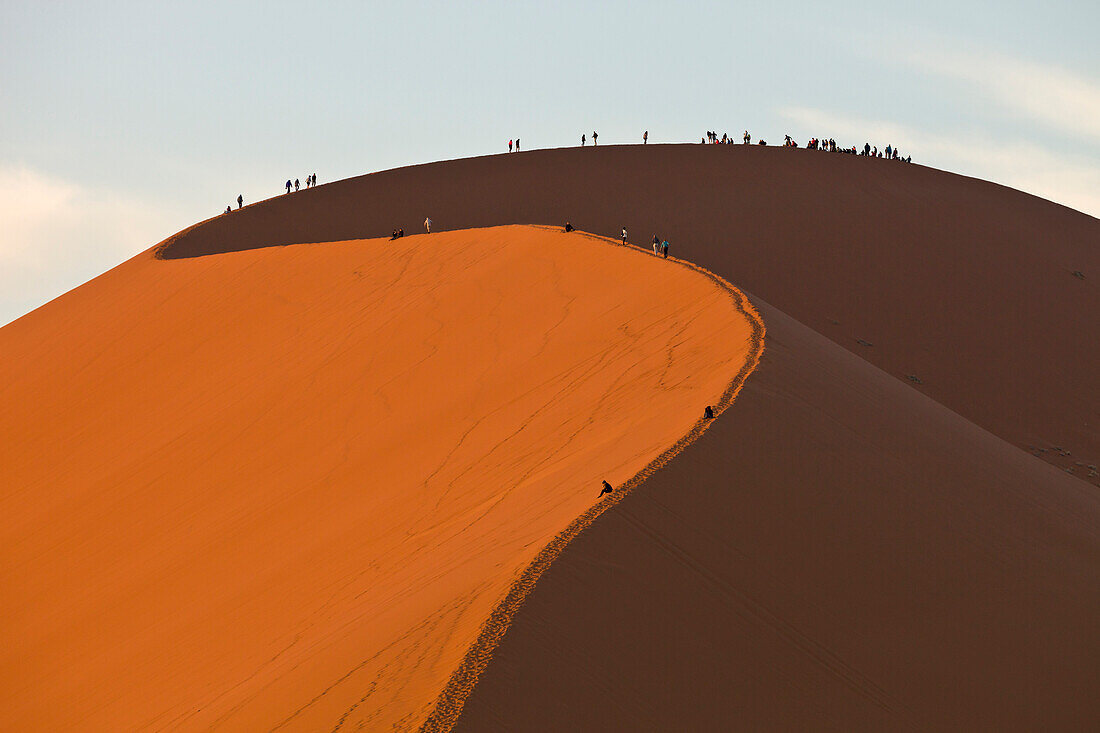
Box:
0, 225, 757, 730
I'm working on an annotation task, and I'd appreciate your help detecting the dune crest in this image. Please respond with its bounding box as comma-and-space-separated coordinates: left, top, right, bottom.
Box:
0, 225, 758, 731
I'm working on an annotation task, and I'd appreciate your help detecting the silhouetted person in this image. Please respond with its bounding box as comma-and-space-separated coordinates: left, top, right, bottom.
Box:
286, 179, 292, 194
225, 205, 232, 214
704, 405, 714, 419
581, 134, 586, 146
294, 178, 300, 192
643, 130, 648, 144
509, 139, 513, 152
564, 222, 575, 232
662, 240, 669, 259
313, 174, 317, 186
424, 217, 433, 233
652, 235, 660, 255
599, 480, 613, 498
237, 194, 243, 209
592, 130, 597, 146
621, 227, 627, 245
516, 138, 520, 151
398, 228, 404, 238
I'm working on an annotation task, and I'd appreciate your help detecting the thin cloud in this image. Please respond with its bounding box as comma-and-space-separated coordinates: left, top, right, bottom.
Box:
904, 48, 1100, 146
0, 165, 179, 326
780, 106, 1100, 219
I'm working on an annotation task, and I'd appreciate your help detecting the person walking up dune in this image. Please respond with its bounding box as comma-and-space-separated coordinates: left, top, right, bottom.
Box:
312, 173, 316, 187
662, 240, 669, 259
621, 227, 628, 246
237, 194, 243, 209
294, 178, 300, 192
424, 217, 433, 234
509, 139, 513, 152
599, 480, 613, 498
592, 130, 598, 146
581, 134, 585, 146
652, 235, 660, 255
643, 130, 648, 144
285, 179, 292, 194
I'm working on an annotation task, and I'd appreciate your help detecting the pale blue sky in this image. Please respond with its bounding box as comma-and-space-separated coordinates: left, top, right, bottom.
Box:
2, 0, 1098, 325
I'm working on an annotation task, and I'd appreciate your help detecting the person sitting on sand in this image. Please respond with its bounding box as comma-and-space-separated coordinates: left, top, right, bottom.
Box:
391, 229, 399, 240
704, 405, 714, 419
564, 222, 575, 232
424, 217, 433, 233
515, 138, 520, 151
398, 228, 404, 238
599, 480, 613, 498
225, 205, 232, 214
294, 178, 300, 192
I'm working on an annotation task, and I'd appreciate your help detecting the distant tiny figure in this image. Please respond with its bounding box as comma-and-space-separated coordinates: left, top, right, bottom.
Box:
592, 130, 597, 146
311, 174, 317, 186
581, 134, 586, 146
237, 194, 243, 209
398, 228, 404, 238
643, 130, 648, 144
757, 139, 766, 146
564, 222, 575, 232
391, 229, 399, 240
225, 205, 232, 214
515, 138, 520, 151
304, 176, 309, 189
704, 405, 714, 419
294, 178, 300, 192
652, 235, 660, 255
509, 139, 513, 152
661, 240, 669, 259
599, 480, 613, 498
286, 179, 292, 194
424, 217, 433, 233
743, 130, 750, 144
621, 227, 628, 245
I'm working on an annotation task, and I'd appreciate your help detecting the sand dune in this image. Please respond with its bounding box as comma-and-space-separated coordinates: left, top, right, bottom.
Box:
4, 144, 1098, 730
0, 225, 756, 730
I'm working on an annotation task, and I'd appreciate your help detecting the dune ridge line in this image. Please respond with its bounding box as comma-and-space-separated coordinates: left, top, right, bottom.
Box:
418, 227, 766, 732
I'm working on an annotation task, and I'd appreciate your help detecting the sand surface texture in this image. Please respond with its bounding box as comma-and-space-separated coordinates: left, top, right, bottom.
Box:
0, 225, 755, 730
5, 144, 1099, 731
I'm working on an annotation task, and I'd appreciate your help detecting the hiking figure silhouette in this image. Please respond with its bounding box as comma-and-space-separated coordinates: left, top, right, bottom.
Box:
599, 480, 613, 498
704, 405, 714, 419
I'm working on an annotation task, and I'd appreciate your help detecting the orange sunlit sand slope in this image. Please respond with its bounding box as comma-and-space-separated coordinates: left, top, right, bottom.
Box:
0, 225, 757, 730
